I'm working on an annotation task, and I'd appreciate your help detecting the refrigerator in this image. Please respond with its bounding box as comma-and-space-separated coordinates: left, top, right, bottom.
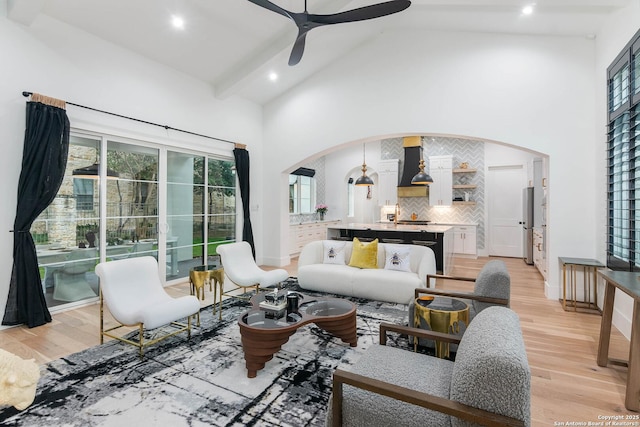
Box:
522, 187, 534, 265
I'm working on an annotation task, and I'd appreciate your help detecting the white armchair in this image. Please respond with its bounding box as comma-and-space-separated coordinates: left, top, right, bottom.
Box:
95, 256, 200, 357
216, 241, 288, 301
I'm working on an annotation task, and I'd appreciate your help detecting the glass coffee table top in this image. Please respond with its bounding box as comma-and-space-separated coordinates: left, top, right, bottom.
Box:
240, 293, 355, 329
301, 299, 354, 317
242, 310, 303, 328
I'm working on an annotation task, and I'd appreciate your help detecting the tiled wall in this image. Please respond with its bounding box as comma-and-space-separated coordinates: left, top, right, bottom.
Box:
384, 136, 486, 250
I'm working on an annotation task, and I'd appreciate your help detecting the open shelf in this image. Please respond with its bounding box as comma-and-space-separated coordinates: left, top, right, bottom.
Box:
453, 168, 477, 173
452, 184, 477, 189
452, 201, 477, 206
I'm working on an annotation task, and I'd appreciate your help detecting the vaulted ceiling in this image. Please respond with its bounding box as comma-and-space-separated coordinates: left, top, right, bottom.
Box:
7, 0, 631, 105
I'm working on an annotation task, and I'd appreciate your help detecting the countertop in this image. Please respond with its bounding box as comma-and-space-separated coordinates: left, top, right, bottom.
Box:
327, 222, 453, 233
290, 219, 341, 226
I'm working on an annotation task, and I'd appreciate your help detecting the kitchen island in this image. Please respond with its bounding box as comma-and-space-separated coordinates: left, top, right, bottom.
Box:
326, 223, 453, 275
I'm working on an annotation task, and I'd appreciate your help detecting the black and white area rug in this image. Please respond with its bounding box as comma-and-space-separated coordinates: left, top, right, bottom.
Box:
0, 281, 413, 427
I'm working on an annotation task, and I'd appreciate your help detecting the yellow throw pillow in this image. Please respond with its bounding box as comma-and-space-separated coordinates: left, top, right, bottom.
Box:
348, 238, 379, 269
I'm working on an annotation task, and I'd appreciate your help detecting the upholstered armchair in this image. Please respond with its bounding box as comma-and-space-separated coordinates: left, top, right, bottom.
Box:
329, 306, 530, 427
95, 256, 200, 357
216, 241, 288, 300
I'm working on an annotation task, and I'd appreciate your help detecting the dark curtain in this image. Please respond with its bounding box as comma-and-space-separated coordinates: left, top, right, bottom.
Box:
2, 101, 70, 328
233, 147, 255, 258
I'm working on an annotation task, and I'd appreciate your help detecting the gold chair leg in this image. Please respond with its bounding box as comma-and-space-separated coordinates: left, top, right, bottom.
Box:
139, 323, 144, 358
218, 281, 223, 320
100, 290, 104, 344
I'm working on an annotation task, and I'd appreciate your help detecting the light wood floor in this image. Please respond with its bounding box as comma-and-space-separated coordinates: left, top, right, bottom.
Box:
0, 256, 633, 425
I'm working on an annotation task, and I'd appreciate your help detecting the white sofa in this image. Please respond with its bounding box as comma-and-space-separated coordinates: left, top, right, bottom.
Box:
297, 240, 436, 304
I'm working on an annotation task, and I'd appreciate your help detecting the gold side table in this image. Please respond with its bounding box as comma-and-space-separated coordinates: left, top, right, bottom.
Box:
190, 263, 224, 323
413, 296, 469, 359
559, 257, 604, 314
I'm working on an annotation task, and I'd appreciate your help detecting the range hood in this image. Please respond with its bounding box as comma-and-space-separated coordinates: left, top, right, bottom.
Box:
398, 136, 429, 198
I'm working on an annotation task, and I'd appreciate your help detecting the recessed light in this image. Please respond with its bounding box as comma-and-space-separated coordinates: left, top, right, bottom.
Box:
522, 4, 534, 15
269, 72, 278, 82
171, 15, 185, 30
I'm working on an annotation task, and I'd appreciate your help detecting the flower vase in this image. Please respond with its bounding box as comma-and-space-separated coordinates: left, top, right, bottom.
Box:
319, 212, 325, 221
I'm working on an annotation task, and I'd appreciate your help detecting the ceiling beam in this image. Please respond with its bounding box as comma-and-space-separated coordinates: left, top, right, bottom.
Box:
7, 0, 44, 26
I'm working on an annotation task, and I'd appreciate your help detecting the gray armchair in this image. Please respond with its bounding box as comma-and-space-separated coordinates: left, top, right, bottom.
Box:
329, 306, 530, 427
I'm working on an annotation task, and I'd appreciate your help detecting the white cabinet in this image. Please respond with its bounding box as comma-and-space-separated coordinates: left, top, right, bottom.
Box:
533, 227, 547, 279
452, 225, 477, 257
377, 159, 399, 206
429, 155, 453, 206
289, 220, 340, 255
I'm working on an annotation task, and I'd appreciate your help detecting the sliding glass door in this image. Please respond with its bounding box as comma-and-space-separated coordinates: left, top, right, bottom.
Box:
207, 157, 236, 258
166, 151, 205, 280
31, 135, 102, 308
105, 141, 159, 261
165, 153, 237, 280
31, 130, 235, 310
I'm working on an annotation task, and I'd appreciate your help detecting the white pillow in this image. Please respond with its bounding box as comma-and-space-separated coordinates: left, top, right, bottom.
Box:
383, 245, 412, 272
322, 240, 346, 265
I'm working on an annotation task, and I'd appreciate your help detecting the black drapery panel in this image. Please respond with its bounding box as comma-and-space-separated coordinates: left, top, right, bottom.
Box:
2, 101, 70, 328
233, 147, 255, 259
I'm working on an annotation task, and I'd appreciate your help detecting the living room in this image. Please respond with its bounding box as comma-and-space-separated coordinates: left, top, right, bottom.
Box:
1, 0, 639, 425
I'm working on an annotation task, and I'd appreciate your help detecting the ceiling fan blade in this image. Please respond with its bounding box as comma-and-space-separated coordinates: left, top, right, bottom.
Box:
288, 31, 308, 66
246, 0, 293, 20
310, 0, 411, 25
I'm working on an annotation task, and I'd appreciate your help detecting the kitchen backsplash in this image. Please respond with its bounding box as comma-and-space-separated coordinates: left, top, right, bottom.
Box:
387, 136, 486, 251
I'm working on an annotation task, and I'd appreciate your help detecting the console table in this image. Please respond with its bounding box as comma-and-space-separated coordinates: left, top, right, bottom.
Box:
559, 257, 604, 313
597, 270, 640, 411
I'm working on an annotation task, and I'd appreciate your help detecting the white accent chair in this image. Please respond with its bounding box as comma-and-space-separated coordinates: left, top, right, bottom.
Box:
216, 241, 288, 301
95, 256, 200, 357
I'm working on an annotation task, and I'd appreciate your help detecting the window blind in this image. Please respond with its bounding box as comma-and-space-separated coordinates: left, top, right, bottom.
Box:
607, 29, 640, 271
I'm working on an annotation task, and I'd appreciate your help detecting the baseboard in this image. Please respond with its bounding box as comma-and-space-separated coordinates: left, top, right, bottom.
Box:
544, 280, 558, 300
613, 303, 633, 341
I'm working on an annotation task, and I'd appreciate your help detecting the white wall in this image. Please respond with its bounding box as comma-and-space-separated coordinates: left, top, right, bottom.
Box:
0, 13, 262, 324
263, 29, 598, 305
324, 141, 381, 224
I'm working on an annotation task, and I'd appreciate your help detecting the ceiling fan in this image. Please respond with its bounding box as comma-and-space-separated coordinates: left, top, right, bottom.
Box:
247, 0, 411, 66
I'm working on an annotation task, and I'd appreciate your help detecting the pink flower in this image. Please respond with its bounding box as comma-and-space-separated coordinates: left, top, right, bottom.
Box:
315, 204, 328, 213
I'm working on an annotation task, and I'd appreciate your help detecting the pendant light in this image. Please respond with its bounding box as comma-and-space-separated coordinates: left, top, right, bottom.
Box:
411, 158, 433, 185
355, 144, 374, 186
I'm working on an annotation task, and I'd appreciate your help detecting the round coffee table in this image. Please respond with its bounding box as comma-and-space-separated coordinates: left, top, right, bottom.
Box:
238, 291, 357, 378
413, 296, 469, 359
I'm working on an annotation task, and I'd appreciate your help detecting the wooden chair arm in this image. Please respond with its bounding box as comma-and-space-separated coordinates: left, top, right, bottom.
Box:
379, 322, 461, 346
331, 369, 525, 427
414, 288, 509, 306
427, 273, 476, 283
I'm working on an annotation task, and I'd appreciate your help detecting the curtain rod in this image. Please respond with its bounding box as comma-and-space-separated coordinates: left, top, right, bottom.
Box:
22, 91, 236, 146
